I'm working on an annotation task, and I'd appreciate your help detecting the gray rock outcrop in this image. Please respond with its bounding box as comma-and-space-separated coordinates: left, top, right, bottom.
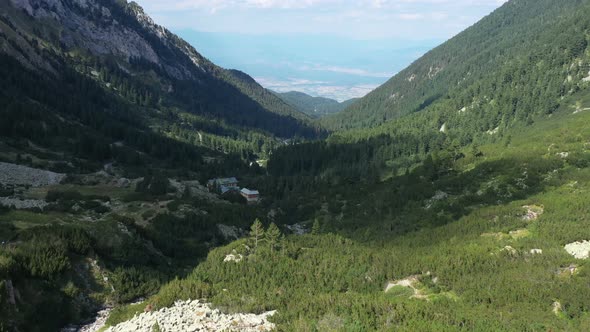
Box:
0, 197, 48, 210
105, 300, 275, 332
0, 162, 65, 187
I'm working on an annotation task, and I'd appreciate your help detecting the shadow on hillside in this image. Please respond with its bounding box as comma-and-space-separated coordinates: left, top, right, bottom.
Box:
317, 154, 563, 244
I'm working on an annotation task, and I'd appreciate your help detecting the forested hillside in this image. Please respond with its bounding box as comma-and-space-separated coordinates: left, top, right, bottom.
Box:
273, 0, 590, 183
0, 1, 319, 330
323, 0, 590, 130
0, 0, 321, 169
2, 0, 590, 331
124, 0, 590, 330
274, 91, 356, 118
121, 87, 590, 332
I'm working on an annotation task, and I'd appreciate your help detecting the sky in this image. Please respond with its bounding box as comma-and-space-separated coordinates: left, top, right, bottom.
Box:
135, 0, 508, 101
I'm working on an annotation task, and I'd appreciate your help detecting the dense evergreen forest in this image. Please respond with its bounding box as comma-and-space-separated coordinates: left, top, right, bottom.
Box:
322, 0, 590, 130
1, 0, 590, 331
127, 91, 590, 331
269, 0, 590, 185
273, 91, 356, 118
141, 0, 590, 330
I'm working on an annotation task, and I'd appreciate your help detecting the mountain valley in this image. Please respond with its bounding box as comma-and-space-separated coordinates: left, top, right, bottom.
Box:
1, 0, 590, 331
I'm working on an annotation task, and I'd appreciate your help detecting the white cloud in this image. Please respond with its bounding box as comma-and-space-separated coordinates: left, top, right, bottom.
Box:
137, 0, 506, 39
140, 0, 338, 10
139, 0, 506, 12
397, 13, 424, 20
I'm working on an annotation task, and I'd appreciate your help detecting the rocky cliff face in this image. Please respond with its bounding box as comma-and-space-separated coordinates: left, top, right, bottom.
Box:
7, 0, 208, 80
1, 0, 315, 137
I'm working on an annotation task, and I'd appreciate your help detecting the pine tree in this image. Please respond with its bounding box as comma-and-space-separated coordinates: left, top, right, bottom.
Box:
250, 219, 265, 252
265, 222, 282, 255
311, 219, 321, 235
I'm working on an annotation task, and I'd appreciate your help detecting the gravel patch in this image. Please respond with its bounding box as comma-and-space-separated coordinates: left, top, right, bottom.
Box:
105, 300, 275, 332
0, 162, 65, 187
286, 223, 307, 235
0, 197, 48, 210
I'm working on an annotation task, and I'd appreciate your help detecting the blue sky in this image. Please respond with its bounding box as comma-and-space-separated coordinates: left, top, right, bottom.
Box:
135, 0, 507, 101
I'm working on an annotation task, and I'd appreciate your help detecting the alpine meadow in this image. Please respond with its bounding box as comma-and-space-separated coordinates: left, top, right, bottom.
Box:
1, 0, 590, 331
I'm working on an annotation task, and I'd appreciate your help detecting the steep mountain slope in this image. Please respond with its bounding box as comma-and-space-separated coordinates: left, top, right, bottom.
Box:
323, 0, 590, 130
0, 4, 324, 329
2, 0, 590, 331
0, 0, 319, 148
274, 91, 357, 118
99, 1, 590, 329
271, 0, 590, 184
114, 89, 590, 332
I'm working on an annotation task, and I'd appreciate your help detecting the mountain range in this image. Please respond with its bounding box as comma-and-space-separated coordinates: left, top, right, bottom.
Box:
1, 0, 590, 331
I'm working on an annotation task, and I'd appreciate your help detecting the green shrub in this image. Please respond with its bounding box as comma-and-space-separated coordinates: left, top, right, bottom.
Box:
17, 242, 70, 279
18, 226, 92, 255
141, 209, 156, 220
104, 302, 146, 327
0, 254, 17, 279
45, 200, 76, 213
221, 192, 247, 205
166, 200, 182, 212
567, 152, 590, 168
46, 190, 83, 202
81, 200, 102, 210
121, 191, 155, 202
136, 175, 170, 196
61, 281, 80, 298
110, 267, 163, 303
92, 205, 111, 214
0, 185, 14, 197
151, 278, 211, 309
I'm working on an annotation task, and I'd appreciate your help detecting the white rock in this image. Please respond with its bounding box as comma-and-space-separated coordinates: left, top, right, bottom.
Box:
385, 276, 419, 292
552, 301, 562, 315
501, 246, 517, 256
106, 300, 275, 332
432, 191, 448, 201
522, 205, 544, 221
530, 249, 543, 255
556, 152, 569, 159
223, 253, 243, 263
487, 127, 500, 135
564, 241, 590, 259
